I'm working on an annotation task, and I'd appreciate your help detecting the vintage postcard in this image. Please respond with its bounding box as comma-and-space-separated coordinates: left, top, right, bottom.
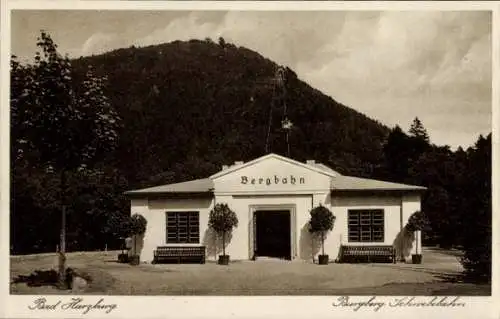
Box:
1, 1, 498, 318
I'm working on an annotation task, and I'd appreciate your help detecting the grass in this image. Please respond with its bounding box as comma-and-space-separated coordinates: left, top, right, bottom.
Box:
10, 249, 491, 296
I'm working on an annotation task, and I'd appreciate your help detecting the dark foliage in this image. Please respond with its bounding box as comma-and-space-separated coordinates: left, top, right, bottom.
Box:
308, 205, 335, 233
129, 213, 148, 235
208, 203, 238, 256
459, 135, 491, 283
308, 205, 335, 255
405, 210, 431, 232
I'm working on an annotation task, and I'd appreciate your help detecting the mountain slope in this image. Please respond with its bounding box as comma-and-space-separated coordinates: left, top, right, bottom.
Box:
71, 39, 390, 188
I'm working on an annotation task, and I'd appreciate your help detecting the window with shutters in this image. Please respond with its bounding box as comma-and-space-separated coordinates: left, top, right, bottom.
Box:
348, 209, 384, 242
166, 211, 200, 244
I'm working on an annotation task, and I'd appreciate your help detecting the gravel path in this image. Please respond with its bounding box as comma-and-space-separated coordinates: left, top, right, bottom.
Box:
10, 247, 476, 295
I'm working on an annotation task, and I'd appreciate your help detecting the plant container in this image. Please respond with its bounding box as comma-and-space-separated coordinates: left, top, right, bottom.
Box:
129, 255, 140, 266
411, 254, 423, 264
318, 254, 329, 265
218, 255, 230, 265
118, 253, 129, 263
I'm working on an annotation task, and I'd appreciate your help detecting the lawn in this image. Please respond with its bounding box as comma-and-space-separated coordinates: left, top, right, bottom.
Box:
10, 248, 490, 296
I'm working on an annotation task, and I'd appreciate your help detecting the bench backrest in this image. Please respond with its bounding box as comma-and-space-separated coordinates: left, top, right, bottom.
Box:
341, 245, 395, 254
155, 246, 205, 256
342, 245, 394, 250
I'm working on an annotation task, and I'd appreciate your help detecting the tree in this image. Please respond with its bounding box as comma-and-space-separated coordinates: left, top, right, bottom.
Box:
208, 203, 238, 257
308, 205, 335, 256
407, 147, 457, 247
128, 213, 147, 264
10, 55, 37, 166
460, 134, 491, 282
130, 213, 147, 235
218, 36, 226, 48
382, 125, 412, 183
409, 117, 429, 143
408, 117, 431, 163
11, 31, 120, 287
405, 210, 430, 255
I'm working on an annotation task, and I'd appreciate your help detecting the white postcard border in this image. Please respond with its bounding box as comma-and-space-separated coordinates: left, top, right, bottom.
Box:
1, 1, 498, 318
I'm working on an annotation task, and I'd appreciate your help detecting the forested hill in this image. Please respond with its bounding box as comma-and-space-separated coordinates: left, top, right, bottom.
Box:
71, 39, 390, 188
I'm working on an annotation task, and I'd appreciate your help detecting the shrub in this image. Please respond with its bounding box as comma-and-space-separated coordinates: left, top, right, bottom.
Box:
405, 210, 430, 232
127, 213, 147, 259
460, 211, 491, 283
130, 213, 147, 235
308, 205, 335, 255
208, 203, 238, 256
461, 241, 491, 283
405, 210, 430, 255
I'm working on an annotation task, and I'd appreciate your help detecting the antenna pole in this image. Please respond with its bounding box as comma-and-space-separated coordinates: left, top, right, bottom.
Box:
286, 130, 290, 157
265, 66, 293, 156
278, 66, 292, 157
264, 85, 275, 154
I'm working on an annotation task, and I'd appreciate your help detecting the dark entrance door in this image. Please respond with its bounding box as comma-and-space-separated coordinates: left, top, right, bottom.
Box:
254, 210, 291, 260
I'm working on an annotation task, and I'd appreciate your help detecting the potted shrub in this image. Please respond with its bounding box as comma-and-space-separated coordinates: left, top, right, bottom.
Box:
108, 213, 133, 263
208, 203, 238, 265
308, 205, 336, 265
117, 235, 134, 263
128, 213, 147, 266
117, 236, 129, 263
405, 210, 429, 264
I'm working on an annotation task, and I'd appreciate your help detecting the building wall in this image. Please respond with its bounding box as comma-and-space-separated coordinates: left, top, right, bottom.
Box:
131, 198, 214, 263
318, 194, 401, 261
130, 155, 424, 263
292, 193, 422, 261
132, 192, 422, 263
331, 194, 401, 244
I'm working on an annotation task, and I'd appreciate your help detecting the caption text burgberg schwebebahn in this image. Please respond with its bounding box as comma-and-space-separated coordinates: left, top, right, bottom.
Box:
331, 296, 466, 311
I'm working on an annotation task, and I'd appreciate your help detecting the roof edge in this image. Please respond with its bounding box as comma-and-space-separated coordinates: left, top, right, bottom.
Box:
124, 178, 214, 195
331, 187, 426, 192
125, 191, 214, 199
210, 153, 338, 179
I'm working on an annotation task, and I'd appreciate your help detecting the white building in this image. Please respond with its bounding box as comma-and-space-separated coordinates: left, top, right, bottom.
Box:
125, 153, 425, 263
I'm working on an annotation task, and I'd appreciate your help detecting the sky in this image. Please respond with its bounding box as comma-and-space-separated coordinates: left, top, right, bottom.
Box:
10, 10, 492, 149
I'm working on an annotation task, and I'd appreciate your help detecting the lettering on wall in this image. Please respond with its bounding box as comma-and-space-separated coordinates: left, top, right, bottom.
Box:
240, 175, 305, 185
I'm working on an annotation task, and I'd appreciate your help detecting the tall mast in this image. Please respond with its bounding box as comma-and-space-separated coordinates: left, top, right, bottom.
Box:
264, 66, 293, 156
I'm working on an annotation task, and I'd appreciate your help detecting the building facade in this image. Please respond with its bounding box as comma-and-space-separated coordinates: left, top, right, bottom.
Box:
126, 153, 425, 263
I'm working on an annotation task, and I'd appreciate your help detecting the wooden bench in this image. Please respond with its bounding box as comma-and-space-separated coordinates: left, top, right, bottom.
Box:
153, 246, 206, 264
339, 245, 396, 263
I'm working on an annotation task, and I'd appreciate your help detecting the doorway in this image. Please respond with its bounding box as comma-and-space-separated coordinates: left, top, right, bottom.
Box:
254, 210, 291, 260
